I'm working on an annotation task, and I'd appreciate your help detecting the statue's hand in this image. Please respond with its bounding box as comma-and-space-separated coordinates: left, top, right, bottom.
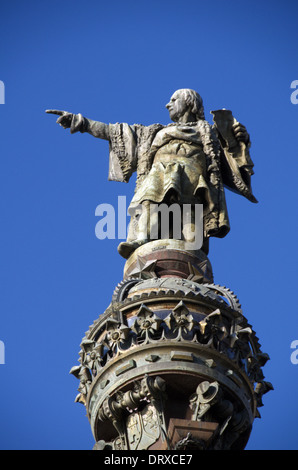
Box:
45, 109, 73, 129
232, 122, 250, 145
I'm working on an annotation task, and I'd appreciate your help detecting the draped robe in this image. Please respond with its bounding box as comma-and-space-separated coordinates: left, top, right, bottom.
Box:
108, 119, 234, 239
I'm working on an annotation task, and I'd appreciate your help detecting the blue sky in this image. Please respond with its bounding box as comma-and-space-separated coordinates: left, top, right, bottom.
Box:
0, 0, 297, 450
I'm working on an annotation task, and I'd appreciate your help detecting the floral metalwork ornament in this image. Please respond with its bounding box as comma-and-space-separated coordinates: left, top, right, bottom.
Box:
132, 304, 163, 343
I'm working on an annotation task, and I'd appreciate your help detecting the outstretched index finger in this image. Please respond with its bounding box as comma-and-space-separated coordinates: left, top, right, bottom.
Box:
45, 109, 66, 116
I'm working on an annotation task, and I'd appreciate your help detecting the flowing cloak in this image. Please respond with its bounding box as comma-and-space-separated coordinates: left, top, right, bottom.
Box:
107, 119, 255, 239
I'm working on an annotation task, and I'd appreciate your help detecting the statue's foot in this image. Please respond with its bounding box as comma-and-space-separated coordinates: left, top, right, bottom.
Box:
117, 240, 148, 259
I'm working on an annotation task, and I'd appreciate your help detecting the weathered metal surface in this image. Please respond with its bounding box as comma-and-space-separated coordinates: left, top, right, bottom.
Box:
47, 88, 257, 260
70, 270, 271, 450
47, 90, 270, 450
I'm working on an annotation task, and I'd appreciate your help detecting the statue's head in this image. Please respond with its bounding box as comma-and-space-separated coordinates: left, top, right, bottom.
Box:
166, 89, 205, 122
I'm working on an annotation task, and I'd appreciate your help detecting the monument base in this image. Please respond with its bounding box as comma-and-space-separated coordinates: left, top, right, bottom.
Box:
70, 258, 272, 450
123, 239, 213, 283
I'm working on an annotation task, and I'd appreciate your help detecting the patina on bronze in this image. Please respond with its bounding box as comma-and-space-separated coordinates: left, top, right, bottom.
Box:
47, 89, 271, 450
46, 89, 256, 258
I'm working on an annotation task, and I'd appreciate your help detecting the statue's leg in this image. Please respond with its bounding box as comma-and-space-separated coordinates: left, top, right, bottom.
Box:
181, 204, 209, 254
117, 202, 150, 259
181, 205, 195, 243
201, 237, 209, 255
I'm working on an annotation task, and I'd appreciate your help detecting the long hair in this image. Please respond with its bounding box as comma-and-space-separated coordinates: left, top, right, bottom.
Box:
177, 89, 205, 120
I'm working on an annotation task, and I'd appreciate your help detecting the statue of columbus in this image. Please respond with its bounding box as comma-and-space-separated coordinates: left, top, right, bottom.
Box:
47, 89, 257, 258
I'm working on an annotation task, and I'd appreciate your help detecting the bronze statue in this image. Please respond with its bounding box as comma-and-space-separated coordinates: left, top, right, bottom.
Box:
59, 91, 271, 451
46, 89, 256, 259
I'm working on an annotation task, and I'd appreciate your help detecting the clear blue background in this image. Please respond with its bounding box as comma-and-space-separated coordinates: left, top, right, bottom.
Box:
0, 0, 297, 450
